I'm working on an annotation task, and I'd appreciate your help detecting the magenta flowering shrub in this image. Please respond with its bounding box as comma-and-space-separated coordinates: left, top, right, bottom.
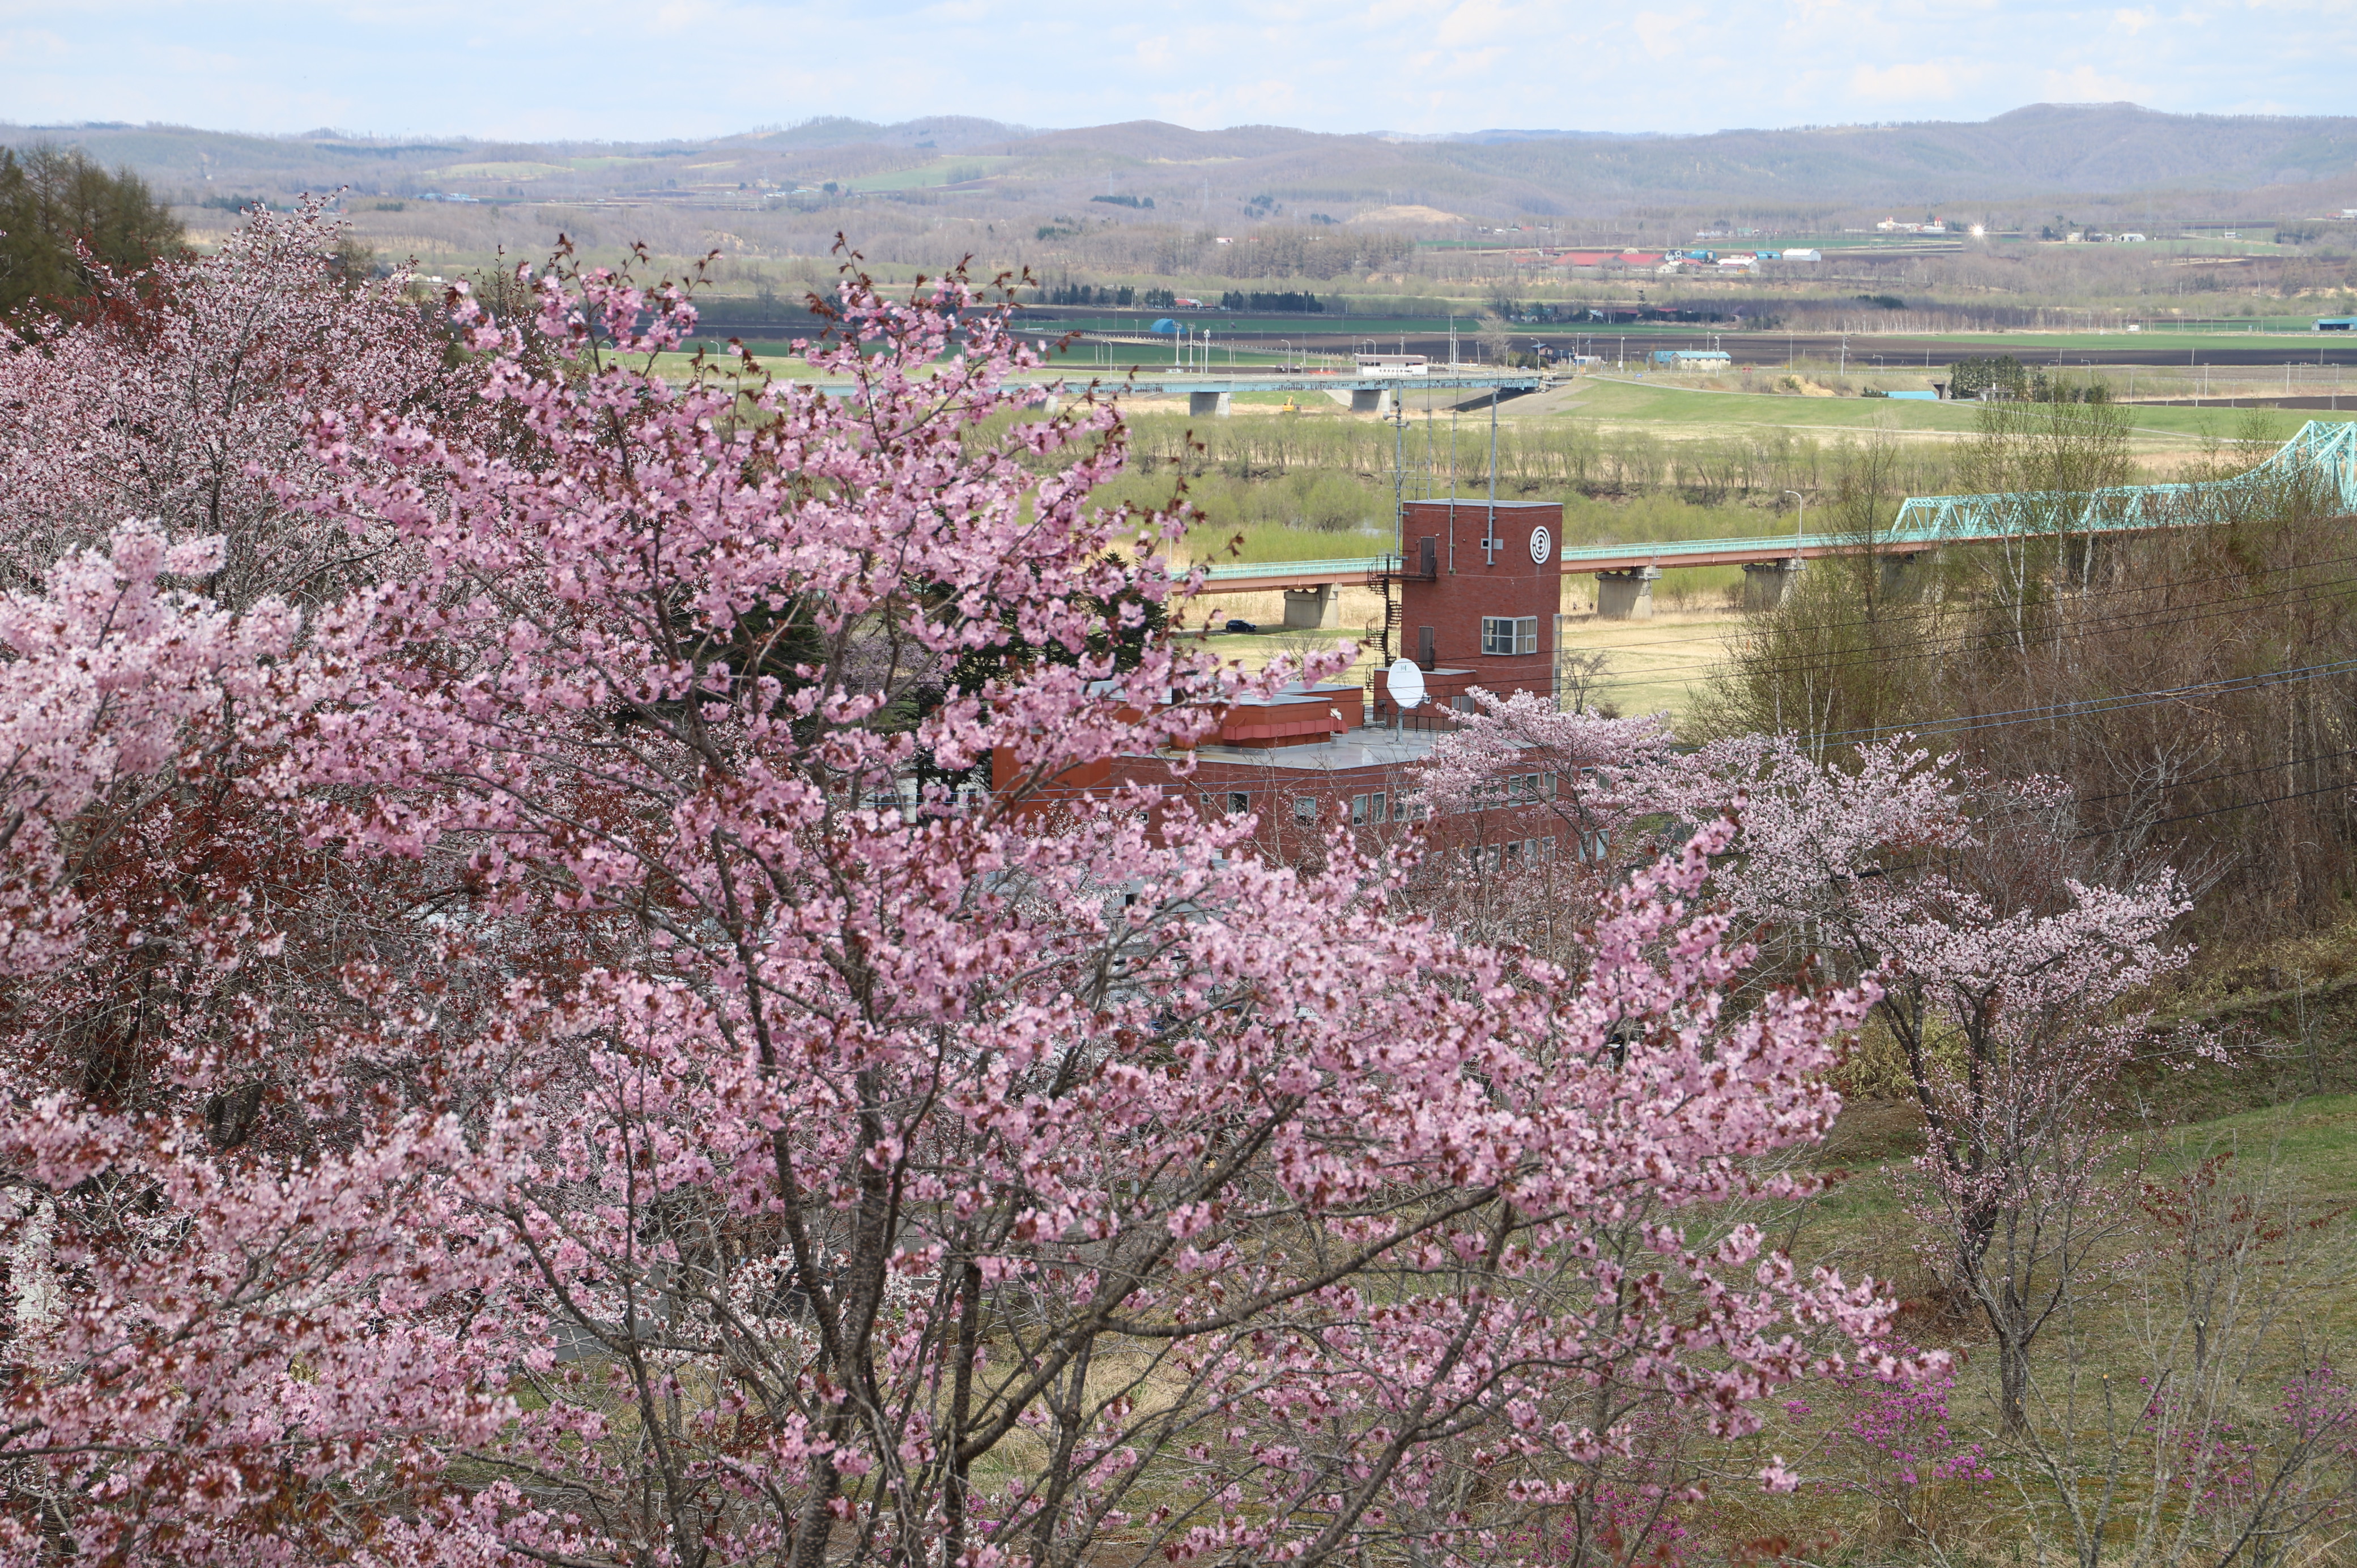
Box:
2146, 1361, 2357, 1549
1837, 1357, 1993, 1492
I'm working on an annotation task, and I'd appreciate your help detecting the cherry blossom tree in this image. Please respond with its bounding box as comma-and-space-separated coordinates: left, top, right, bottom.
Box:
1653, 736, 2200, 1434
1407, 688, 1679, 966
0, 254, 1914, 1567
0, 522, 527, 1566
0, 194, 458, 608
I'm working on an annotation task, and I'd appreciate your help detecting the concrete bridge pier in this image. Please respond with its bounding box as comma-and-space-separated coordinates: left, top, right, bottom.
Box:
1189, 390, 1233, 419
1282, 584, 1339, 629
1742, 558, 1807, 611
1324, 388, 1394, 415
1596, 566, 1661, 621
1878, 549, 1940, 602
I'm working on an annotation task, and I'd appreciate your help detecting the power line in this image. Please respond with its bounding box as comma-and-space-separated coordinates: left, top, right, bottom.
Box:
1759, 751, 2357, 885
1810, 655, 2357, 744
1579, 570, 2357, 687
2069, 743, 2357, 811
2075, 774, 2357, 837
1562, 543, 2357, 659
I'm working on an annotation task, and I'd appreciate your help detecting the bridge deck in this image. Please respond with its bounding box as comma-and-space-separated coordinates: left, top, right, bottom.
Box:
1182, 420, 2357, 593
1044, 372, 1548, 397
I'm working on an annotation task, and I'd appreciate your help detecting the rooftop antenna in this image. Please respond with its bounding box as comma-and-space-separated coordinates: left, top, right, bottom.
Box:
1423, 398, 1436, 501
1392, 385, 1407, 542
1485, 386, 1500, 552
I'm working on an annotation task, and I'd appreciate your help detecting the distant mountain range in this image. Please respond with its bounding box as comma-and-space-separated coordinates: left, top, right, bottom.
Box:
7, 104, 2353, 225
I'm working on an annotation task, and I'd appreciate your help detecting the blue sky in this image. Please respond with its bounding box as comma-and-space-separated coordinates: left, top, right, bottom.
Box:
4, 0, 2352, 140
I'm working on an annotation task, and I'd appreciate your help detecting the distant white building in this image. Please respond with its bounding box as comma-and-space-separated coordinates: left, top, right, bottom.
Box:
2113, 232, 2148, 243
1781, 248, 1822, 261
1354, 353, 1429, 376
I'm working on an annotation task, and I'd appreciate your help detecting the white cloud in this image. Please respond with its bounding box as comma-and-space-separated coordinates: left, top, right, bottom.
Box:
2040, 62, 2153, 101
1434, 0, 1516, 46
1632, 7, 1705, 59
0, 0, 2348, 139
1850, 61, 1959, 100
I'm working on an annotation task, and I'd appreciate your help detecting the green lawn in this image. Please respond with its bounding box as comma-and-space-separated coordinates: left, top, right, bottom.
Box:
1554, 374, 2357, 443
1846, 325, 2356, 347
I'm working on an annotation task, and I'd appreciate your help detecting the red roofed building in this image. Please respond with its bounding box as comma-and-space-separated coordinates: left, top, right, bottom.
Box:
1001, 500, 1580, 868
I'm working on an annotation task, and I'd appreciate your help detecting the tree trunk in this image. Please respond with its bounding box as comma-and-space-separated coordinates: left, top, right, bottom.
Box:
1996, 1326, 2031, 1436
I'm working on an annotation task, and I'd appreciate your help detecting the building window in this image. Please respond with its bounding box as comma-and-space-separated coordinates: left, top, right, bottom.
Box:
1294, 796, 1318, 826
1227, 791, 1250, 815
1481, 615, 1538, 655
1351, 794, 1369, 826
1371, 791, 1387, 823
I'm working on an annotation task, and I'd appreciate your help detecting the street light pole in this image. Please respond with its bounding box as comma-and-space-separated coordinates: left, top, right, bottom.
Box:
1782, 489, 1805, 559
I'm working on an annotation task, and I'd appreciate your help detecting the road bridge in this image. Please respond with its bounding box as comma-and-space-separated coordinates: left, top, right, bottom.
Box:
1022, 369, 1548, 417
1188, 419, 2357, 617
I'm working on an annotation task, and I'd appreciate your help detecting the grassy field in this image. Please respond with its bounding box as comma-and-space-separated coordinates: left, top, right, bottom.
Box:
1154, 602, 1742, 728
1699, 1071, 2357, 1566
1553, 374, 2357, 444
1558, 605, 1741, 718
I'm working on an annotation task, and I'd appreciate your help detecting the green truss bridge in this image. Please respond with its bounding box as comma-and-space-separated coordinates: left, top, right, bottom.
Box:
1193, 420, 2357, 605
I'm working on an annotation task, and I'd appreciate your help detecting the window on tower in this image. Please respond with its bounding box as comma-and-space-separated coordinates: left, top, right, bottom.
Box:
1480, 615, 1538, 655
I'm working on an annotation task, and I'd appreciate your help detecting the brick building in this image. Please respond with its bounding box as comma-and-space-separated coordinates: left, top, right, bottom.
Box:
1005, 498, 1579, 867
1369, 498, 1564, 721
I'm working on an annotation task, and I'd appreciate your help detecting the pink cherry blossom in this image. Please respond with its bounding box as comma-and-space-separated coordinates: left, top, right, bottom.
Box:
0, 251, 1913, 1567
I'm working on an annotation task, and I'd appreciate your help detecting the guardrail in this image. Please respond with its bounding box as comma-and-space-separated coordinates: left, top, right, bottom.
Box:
1200, 555, 1397, 582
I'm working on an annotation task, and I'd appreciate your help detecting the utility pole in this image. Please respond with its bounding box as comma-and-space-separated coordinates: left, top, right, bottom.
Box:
1392, 393, 1406, 538
1487, 387, 1500, 544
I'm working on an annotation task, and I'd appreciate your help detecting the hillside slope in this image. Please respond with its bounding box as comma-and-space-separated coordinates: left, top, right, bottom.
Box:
6, 103, 2350, 228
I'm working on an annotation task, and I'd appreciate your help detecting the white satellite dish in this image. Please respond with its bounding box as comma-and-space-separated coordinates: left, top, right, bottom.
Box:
1387, 657, 1427, 710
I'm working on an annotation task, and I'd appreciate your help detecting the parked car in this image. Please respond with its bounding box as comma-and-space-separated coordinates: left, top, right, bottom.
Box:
1223, 618, 1257, 634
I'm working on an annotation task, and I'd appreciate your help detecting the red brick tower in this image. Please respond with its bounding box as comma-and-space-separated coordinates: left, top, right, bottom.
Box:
1372, 498, 1563, 720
